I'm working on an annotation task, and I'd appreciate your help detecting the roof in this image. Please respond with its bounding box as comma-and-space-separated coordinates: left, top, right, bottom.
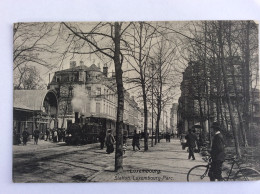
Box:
56, 64, 101, 74
88, 64, 101, 72
57, 64, 90, 73
13, 90, 49, 111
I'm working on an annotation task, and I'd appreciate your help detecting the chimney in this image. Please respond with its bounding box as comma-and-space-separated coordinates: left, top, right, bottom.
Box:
70, 61, 76, 68
80, 61, 84, 66
103, 66, 108, 77
75, 112, 79, 123
112, 71, 116, 78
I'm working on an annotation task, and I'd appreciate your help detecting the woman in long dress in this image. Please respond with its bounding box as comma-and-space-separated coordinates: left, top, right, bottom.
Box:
105, 129, 115, 154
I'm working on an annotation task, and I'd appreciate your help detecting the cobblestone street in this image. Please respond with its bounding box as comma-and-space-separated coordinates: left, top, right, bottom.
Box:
13, 138, 206, 183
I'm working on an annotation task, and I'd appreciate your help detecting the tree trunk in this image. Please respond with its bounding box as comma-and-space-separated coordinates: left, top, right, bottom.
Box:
217, 21, 241, 158
114, 22, 124, 171
242, 21, 251, 143
227, 22, 248, 147
142, 84, 149, 151
155, 97, 161, 144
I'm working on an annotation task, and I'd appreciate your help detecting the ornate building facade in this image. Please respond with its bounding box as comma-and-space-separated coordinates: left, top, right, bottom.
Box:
48, 61, 140, 135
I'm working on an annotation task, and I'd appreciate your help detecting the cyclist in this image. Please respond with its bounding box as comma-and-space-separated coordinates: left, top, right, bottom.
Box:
208, 122, 225, 181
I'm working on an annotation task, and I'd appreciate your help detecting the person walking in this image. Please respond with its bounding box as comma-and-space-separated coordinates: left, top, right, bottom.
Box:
208, 122, 225, 181
45, 128, 50, 141
99, 130, 106, 149
33, 128, 40, 145
185, 129, 198, 160
22, 128, 29, 145
132, 130, 140, 151
165, 132, 171, 142
13, 127, 18, 145
105, 129, 115, 154
53, 129, 58, 143
123, 136, 127, 155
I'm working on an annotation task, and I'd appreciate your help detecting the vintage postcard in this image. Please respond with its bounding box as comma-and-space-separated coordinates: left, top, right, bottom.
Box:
13, 21, 260, 183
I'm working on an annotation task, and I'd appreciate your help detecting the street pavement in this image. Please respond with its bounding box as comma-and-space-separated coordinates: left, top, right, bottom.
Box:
13, 138, 207, 183
89, 138, 207, 182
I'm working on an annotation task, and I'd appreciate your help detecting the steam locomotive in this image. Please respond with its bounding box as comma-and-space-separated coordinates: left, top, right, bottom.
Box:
65, 112, 103, 145
65, 112, 137, 145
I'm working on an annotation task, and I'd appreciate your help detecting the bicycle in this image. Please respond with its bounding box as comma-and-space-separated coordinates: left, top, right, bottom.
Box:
187, 156, 260, 182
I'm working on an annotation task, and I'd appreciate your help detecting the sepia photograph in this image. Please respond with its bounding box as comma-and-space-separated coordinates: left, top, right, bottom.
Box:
12, 21, 260, 183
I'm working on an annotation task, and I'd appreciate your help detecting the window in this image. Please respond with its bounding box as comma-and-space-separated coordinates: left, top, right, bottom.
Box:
74, 73, 79, 81
86, 87, 91, 95
56, 76, 60, 82
96, 87, 101, 96
96, 103, 100, 114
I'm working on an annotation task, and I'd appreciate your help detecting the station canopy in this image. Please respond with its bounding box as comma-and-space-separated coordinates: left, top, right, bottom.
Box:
13, 90, 57, 112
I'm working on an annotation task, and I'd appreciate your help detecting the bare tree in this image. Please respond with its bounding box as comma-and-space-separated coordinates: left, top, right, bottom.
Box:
62, 22, 132, 171
123, 22, 158, 151
147, 35, 178, 143
14, 65, 46, 90
13, 23, 56, 70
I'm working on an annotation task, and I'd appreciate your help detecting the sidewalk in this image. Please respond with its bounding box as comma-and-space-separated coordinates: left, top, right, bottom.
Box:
89, 138, 206, 182
13, 139, 99, 154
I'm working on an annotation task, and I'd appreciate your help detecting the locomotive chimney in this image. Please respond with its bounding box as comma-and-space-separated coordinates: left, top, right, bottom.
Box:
75, 112, 79, 123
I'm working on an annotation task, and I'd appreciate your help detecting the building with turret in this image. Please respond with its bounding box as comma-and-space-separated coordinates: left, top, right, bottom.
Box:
48, 61, 140, 136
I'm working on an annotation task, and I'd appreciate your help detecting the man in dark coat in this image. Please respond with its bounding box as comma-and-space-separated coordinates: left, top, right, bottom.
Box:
99, 130, 106, 149
132, 130, 140, 151
22, 128, 29, 145
33, 128, 40, 145
185, 129, 198, 160
209, 122, 225, 181
45, 128, 50, 141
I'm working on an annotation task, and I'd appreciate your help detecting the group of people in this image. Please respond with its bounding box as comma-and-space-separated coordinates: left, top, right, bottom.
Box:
165, 132, 171, 142
184, 122, 225, 181
45, 128, 66, 142
13, 127, 67, 146
98, 129, 141, 154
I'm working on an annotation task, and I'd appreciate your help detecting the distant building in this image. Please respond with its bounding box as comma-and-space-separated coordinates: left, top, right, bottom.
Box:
48, 61, 139, 136
177, 58, 260, 135
170, 103, 178, 134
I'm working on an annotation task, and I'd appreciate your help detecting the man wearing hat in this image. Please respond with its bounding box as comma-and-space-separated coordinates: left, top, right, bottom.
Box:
185, 128, 198, 160
209, 122, 225, 181
22, 128, 29, 145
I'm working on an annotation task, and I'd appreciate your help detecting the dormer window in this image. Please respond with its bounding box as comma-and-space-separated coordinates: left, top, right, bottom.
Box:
56, 76, 60, 82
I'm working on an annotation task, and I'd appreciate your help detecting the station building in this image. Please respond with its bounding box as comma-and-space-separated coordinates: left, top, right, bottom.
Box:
13, 89, 58, 138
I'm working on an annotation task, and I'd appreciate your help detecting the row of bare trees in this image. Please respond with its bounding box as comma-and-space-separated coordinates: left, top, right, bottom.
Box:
179, 21, 259, 158
14, 21, 182, 171
14, 21, 258, 168
58, 22, 181, 171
